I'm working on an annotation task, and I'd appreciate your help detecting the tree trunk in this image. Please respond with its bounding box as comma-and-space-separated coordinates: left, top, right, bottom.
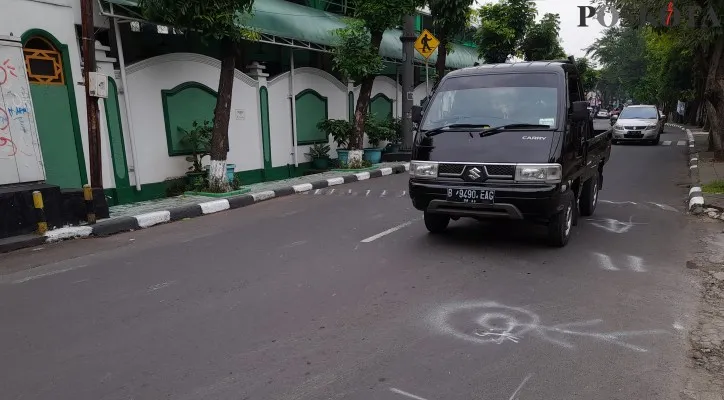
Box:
703, 39, 724, 159
208, 37, 236, 192
351, 31, 384, 150
435, 36, 448, 81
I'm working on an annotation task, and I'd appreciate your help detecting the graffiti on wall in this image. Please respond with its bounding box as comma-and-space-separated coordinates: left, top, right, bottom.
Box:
0, 58, 37, 159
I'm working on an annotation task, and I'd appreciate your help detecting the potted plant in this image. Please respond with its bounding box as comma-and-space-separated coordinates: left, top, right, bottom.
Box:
305, 142, 331, 170
363, 114, 393, 164
179, 119, 212, 185
383, 117, 403, 153
317, 119, 353, 164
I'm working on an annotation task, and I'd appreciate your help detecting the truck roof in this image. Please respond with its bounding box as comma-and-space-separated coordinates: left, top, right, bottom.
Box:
448, 61, 575, 78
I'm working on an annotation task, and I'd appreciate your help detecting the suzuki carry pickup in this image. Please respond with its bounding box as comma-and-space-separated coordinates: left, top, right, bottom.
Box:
408, 59, 612, 247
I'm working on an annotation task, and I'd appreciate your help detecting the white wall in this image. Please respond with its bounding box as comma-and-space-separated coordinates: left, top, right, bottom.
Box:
95, 44, 117, 189
124, 53, 261, 185
268, 67, 348, 164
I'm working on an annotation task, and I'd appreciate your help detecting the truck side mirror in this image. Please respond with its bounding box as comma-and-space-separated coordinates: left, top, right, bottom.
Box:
571, 101, 588, 122
411, 105, 423, 124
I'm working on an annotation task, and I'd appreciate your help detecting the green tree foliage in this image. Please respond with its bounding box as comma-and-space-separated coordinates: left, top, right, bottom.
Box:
331, 0, 421, 150
575, 57, 601, 94
139, 0, 258, 191
428, 0, 476, 79
519, 13, 566, 61
474, 0, 537, 63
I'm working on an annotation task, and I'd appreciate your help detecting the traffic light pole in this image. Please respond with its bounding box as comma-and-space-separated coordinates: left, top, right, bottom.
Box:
401, 15, 416, 151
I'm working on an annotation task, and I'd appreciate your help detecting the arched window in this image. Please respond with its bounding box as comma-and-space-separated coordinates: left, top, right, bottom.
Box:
23, 36, 64, 85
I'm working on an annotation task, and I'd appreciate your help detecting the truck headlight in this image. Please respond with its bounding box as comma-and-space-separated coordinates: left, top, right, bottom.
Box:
515, 164, 562, 184
410, 161, 438, 178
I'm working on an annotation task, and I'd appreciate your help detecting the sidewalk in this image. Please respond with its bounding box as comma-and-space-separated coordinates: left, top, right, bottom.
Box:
0, 162, 410, 253
691, 128, 724, 210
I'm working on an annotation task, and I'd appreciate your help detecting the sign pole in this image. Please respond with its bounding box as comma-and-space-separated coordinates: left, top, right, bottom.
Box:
425, 59, 429, 97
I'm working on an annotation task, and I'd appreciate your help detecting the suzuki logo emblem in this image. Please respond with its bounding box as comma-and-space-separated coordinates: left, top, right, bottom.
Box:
468, 167, 482, 180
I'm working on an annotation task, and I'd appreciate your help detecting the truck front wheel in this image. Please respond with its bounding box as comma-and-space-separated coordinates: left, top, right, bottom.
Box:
424, 212, 450, 234
547, 192, 575, 247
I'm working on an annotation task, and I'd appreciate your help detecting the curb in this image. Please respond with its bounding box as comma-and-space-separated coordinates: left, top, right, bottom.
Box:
1, 164, 410, 254
666, 123, 704, 214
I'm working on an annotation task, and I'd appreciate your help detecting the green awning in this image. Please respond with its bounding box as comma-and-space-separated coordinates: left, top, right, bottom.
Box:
99, 0, 482, 69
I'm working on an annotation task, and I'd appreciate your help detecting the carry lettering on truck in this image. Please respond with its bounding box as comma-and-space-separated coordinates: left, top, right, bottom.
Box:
408, 58, 612, 247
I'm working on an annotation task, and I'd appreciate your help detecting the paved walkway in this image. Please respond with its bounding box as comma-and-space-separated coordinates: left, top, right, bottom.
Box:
690, 128, 724, 209
108, 162, 408, 219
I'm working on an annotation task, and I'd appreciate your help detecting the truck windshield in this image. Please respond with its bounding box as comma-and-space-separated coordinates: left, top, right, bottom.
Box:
420, 73, 560, 131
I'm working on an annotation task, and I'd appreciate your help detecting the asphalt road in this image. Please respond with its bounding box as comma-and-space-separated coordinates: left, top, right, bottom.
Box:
0, 125, 700, 400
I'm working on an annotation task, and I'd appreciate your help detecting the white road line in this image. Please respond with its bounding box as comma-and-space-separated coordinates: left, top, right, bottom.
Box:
677, 141, 686, 146
390, 388, 430, 400
12, 264, 90, 284
361, 220, 417, 243
662, 141, 672, 145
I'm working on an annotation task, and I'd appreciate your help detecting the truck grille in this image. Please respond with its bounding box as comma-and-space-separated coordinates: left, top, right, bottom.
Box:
437, 163, 515, 179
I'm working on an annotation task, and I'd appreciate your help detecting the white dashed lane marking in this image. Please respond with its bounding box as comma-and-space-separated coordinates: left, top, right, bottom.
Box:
660, 140, 686, 146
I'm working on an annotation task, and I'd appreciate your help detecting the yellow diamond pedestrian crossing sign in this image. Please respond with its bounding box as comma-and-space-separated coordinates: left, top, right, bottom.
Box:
414, 29, 439, 59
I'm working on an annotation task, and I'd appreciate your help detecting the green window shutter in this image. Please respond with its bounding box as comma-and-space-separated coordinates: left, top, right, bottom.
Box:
161, 82, 217, 156
295, 89, 329, 145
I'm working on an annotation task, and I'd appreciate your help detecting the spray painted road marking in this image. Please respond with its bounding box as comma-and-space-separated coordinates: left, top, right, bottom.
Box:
677, 140, 687, 146
148, 281, 176, 292
599, 199, 680, 212
593, 253, 646, 272
508, 373, 534, 400
588, 217, 646, 234
390, 388, 430, 400
429, 301, 668, 352
8, 264, 91, 284
360, 219, 420, 243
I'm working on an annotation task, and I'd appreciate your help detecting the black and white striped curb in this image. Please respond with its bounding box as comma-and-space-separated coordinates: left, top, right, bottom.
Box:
667, 123, 704, 214
20, 164, 411, 248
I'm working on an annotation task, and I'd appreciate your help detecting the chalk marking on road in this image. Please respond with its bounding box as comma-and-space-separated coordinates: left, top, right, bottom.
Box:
314, 189, 321, 195
599, 200, 638, 205
200, 199, 230, 214
136, 210, 171, 228
327, 177, 344, 186
662, 141, 672, 145
508, 373, 534, 400
148, 280, 176, 292
429, 301, 669, 352
380, 190, 387, 197
282, 240, 306, 248
293, 183, 313, 193
648, 202, 679, 212
628, 255, 645, 272
588, 217, 644, 233
594, 253, 619, 270
252, 190, 275, 202
348, 189, 352, 195
673, 322, 685, 331
361, 219, 418, 243
398, 190, 407, 197
355, 171, 370, 181
390, 388, 430, 400
678, 141, 687, 146
328, 188, 336, 195
72, 279, 89, 284
365, 190, 370, 197
11, 264, 90, 284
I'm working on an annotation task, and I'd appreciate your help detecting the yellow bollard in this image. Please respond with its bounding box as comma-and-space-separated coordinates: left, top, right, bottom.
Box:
32, 191, 48, 234
83, 184, 96, 224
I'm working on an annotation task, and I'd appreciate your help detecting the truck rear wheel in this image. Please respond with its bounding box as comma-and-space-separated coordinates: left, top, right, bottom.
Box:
424, 212, 450, 234
547, 193, 574, 247
579, 174, 599, 217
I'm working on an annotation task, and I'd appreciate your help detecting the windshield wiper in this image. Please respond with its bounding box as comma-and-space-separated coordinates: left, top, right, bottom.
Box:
476, 123, 552, 137
422, 124, 491, 137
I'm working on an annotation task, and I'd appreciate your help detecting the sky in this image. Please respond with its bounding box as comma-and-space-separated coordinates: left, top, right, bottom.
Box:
471, 0, 607, 61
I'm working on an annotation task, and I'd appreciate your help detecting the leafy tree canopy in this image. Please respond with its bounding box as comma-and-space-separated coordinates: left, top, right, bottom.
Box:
519, 13, 566, 61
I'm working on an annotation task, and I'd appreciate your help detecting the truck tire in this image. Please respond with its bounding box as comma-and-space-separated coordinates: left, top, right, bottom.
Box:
547, 192, 575, 247
579, 174, 599, 217
424, 212, 450, 234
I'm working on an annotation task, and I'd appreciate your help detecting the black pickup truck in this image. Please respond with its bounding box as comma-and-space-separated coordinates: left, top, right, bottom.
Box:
408, 59, 612, 247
